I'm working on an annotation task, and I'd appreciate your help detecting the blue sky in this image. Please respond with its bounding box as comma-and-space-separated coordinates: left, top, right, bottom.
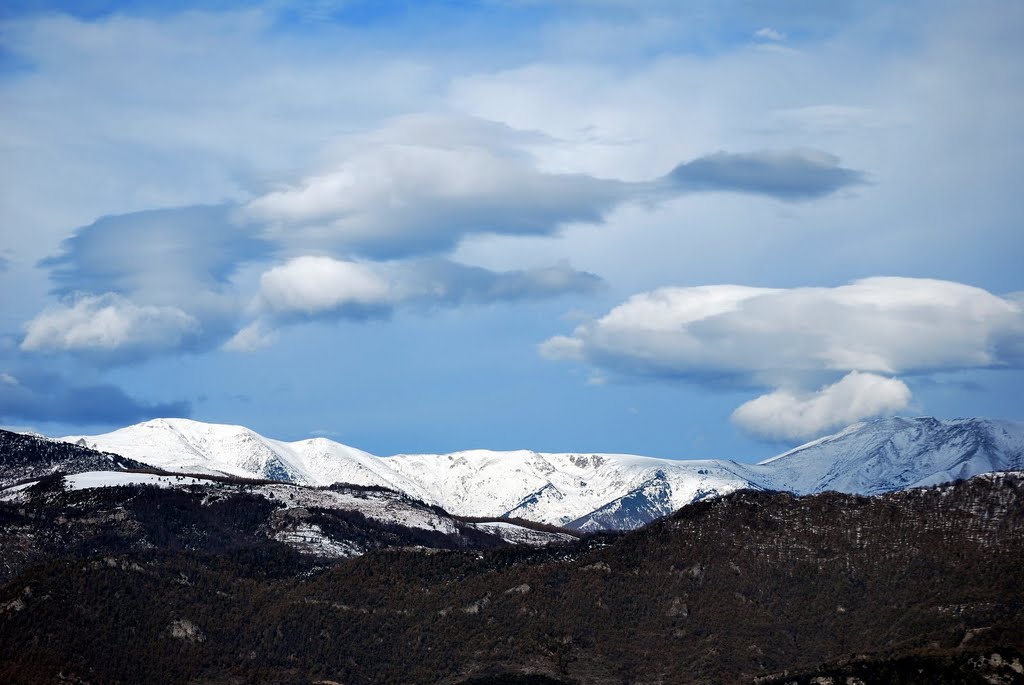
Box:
1, 0, 1022, 460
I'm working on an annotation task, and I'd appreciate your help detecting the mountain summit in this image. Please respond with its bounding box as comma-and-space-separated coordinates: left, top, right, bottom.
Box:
62, 416, 1024, 530
753, 416, 1024, 494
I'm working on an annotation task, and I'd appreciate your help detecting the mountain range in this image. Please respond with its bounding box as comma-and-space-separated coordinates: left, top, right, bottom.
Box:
2, 418, 1023, 683
61, 415, 1024, 530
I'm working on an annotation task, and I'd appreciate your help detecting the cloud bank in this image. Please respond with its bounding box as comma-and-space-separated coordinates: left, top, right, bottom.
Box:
0, 369, 190, 426
23, 206, 267, 363
257, 256, 604, 318
542, 277, 1024, 440
21, 110, 864, 366
541, 277, 1023, 379
242, 116, 864, 258
242, 115, 629, 259
19, 116, 862, 367
225, 255, 605, 349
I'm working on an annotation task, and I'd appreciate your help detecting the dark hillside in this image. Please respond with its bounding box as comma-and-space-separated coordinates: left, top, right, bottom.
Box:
0, 473, 1021, 684
0, 429, 147, 488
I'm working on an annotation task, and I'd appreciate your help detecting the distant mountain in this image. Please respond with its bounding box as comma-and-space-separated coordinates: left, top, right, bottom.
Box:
62, 420, 761, 528
748, 416, 1024, 494
385, 449, 757, 528
59, 416, 1024, 530
566, 469, 712, 531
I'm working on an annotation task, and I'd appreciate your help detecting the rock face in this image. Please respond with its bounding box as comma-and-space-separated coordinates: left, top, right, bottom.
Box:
567, 469, 677, 531
56, 416, 1024, 530
168, 619, 205, 643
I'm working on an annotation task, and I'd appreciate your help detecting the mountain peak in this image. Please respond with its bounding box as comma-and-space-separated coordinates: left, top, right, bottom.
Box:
751, 415, 1024, 495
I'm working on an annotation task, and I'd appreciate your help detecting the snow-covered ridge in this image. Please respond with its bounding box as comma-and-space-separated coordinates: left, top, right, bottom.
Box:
64, 418, 435, 502
383, 449, 757, 527
60, 416, 1024, 529
746, 416, 1024, 495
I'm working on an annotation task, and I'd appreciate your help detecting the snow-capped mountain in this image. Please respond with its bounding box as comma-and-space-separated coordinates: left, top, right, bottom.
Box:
63, 419, 758, 528
384, 450, 757, 526
58, 416, 1024, 530
64, 418, 435, 503
747, 416, 1024, 495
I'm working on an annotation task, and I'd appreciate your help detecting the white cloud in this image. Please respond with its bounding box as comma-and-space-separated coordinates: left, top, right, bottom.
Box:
242, 114, 627, 258
542, 277, 1024, 381
259, 256, 393, 316
221, 320, 277, 353
754, 27, 786, 42
543, 277, 1024, 441
238, 255, 605, 342
21, 293, 200, 355
731, 371, 912, 441
242, 114, 860, 259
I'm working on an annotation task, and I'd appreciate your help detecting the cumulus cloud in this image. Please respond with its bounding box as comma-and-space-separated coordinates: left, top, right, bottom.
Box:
542, 277, 1024, 441
21, 293, 200, 359
0, 369, 190, 426
731, 371, 912, 441
242, 115, 863, 258
32, 205, 269, 360
259, 256, 393, 318
26, 196, 610, 360
542, 277, 1024, 380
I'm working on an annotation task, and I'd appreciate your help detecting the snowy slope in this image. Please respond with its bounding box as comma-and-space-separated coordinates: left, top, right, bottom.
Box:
59, 423, 757, 527
1, 471, 212, 504
63, 418, 435, 502
56, 416, 1024, 530
747, 417, 1024, 495
385, 450, 756, 526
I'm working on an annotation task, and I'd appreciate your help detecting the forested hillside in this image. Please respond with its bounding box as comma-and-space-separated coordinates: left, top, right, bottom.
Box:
1, 473, 1021, 684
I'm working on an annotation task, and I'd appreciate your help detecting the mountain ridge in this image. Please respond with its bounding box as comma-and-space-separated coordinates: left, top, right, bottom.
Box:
60, 415, 1024, 530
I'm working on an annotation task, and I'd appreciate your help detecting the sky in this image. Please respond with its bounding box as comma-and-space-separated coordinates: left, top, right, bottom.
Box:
1, 0, 1022, 461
